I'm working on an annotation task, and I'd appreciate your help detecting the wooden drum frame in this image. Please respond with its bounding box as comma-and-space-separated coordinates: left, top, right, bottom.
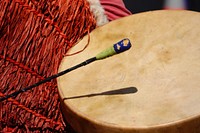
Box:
57, 10, 200, 133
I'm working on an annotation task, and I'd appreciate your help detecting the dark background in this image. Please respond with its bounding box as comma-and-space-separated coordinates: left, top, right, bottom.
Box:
123, 0, 200, 14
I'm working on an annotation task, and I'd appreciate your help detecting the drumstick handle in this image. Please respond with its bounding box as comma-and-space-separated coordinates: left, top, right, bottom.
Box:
0, 57, 96, 102
96, 38, 131, 60
0, 38, 131, 102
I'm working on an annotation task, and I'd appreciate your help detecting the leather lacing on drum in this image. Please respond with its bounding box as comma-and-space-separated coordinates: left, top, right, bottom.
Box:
0, 0, 96, 132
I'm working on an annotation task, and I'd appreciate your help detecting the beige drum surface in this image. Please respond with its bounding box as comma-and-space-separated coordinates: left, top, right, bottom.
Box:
57, 10, 200, 133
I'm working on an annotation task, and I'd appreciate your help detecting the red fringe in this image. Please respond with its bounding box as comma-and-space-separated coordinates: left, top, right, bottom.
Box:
0, 0, 96, 132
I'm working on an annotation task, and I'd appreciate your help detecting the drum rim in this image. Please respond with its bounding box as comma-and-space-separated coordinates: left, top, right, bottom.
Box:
59, 93, 200, 130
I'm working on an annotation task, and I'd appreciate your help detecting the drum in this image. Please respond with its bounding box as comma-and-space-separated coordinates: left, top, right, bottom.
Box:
57, 10, 200, 133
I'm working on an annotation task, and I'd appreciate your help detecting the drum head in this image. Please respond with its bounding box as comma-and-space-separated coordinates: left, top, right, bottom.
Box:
58, 10, 200, 133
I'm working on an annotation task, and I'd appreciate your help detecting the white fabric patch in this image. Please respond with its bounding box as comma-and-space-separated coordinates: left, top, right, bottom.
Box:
87, 0, 109, 26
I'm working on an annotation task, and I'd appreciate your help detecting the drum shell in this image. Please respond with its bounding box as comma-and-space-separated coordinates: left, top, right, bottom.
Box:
58, 10, 200, 133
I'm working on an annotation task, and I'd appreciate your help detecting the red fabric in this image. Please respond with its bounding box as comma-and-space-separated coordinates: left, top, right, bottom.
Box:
100, 0, 132, 21
0, 0, 96, 132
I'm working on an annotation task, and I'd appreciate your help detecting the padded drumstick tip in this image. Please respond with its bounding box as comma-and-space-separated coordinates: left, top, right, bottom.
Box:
96, 38, 131, 60
114, 38, 131, 53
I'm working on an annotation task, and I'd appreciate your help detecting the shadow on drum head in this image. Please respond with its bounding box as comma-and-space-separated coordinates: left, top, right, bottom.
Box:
63, 87, 138, 100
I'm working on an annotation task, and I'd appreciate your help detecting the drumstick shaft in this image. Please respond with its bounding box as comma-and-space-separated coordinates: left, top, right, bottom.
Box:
0, 57, 96, 102
0, 38, 131, 102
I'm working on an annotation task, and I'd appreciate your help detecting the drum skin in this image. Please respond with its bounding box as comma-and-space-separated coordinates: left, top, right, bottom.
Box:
57, 10, 200, 133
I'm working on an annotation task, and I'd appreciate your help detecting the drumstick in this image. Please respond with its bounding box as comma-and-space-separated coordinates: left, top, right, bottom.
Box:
0, 38, 131, 102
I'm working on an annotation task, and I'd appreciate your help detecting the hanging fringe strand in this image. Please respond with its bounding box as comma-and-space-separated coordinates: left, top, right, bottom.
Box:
0, 0, 96, 132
